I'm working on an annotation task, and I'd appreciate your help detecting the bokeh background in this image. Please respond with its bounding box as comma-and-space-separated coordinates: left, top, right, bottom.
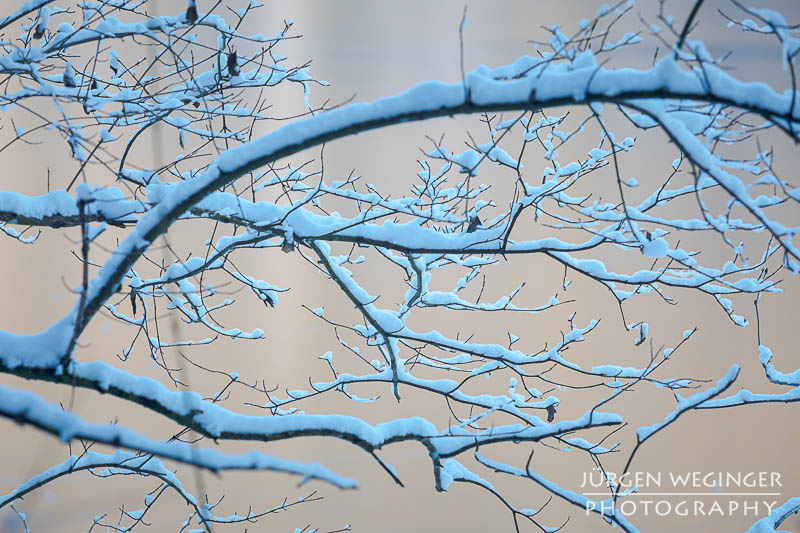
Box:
1, 1, 799, 532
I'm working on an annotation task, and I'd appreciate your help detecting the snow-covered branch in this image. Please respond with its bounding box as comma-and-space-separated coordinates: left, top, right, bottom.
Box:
0, 1, 797, 530
0, 382, 356, 487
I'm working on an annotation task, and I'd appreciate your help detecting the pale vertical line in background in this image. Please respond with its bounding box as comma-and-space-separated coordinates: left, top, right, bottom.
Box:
146, 0, 207, 505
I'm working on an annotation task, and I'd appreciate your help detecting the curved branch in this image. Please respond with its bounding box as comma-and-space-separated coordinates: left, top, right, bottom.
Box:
0, 382, 357, 489
0, 451, 213, 533
0, 359, 621, 474
27, 58, 778, 353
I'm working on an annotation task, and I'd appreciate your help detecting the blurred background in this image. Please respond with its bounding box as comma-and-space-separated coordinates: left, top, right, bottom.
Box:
0, 1, 799, 532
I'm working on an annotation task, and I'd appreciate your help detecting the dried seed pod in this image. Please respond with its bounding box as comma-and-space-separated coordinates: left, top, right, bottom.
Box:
466, 215, 481, 233
109, 50, 119, 74
264, 293, 274, 307
227, 49, 239, 77
63, 62, 77, 87
185, 0, 198, 24
33, 7, 50, 39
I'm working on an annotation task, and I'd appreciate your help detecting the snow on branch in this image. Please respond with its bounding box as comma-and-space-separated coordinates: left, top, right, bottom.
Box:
0, 357, 622, 480
0, 1, 798, 530
746, 497, 800, 533
23, 48, 790, 363
0, 382, 356, 488
0, 0, 54, 32
636, 364, 740, 443
0, 187, 143, 228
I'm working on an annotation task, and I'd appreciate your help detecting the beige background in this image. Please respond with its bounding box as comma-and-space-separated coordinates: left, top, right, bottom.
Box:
1, 1, 799, 532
